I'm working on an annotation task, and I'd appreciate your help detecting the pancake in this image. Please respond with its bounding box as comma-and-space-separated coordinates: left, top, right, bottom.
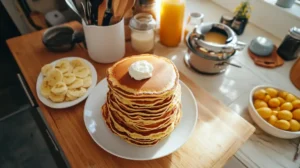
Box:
102, 54, 182, 146
107, 54, 179, 95
102, 104, 182, 146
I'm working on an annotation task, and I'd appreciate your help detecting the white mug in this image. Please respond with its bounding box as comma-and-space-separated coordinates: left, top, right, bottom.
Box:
83, 19, 125, 63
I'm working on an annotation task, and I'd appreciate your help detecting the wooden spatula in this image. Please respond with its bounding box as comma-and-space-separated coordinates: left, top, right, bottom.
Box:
290, 58, 300, 90
109, 0, 120, 24
122, 0, 135, 18
98, 0, 107, 25
111, 0, 135, 24
112, 0, 120, 16
114, 0, 127, 21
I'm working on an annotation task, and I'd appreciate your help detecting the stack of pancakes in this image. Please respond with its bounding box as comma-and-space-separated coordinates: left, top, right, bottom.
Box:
102, 54, 182, 146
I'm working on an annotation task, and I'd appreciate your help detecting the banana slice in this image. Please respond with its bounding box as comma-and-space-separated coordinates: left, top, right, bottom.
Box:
63, 73, 76, 85
83, 76, 92, 88
67, 87, 87, 98
65, 95, 75, 101
40, 79, 52, 98
73, 66, 90, 78
66, 91, 77, 101
66, 66, 73, 74
55, 60, 72, 74
51, 81, 68, 95
70, 59, 87, 68
46, 69, 63, 86
49, 92, 66, 103
41, 64, 54, 76
68, 78, 83, 89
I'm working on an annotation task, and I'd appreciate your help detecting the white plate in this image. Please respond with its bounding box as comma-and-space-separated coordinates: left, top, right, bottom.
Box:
36, 57, 97, 109
83, 78, 198, 160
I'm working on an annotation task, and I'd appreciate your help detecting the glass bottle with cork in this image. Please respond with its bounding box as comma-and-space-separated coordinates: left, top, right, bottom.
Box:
159, 0, 185, 47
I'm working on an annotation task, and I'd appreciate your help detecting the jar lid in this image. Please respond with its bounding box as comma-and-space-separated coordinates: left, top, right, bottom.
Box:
188, 12, 204, 24
190, 12, 204, 20
221, 13, 234, 21
289, 27, 300, 40
129, 13, 156, 31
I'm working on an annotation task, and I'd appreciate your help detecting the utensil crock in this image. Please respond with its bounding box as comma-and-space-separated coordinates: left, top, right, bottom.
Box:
83, 19, 125, 63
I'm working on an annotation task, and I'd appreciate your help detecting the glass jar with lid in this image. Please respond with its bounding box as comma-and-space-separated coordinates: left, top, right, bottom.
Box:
277, 27, 300, 60
129, 13, 156, 53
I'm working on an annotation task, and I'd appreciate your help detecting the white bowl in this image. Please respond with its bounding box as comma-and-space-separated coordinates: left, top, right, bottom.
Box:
248, 85, 300, 139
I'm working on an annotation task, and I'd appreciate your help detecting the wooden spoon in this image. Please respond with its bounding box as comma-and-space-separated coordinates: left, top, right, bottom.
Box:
115, 0, 128, 20
98, 0, 107, 25
110, 0, 135, 24
112, 0, 120, 16
109, 0, 120, 24
122, 0, 135, 18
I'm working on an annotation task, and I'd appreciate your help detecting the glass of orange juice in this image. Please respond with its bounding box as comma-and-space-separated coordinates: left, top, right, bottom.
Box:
159, 0, 185, 47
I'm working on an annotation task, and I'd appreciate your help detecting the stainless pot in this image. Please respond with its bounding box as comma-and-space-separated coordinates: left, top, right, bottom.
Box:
185, 22, 246, 74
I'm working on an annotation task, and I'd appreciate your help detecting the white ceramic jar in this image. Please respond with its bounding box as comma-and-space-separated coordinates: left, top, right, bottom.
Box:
83, 19, 125, 63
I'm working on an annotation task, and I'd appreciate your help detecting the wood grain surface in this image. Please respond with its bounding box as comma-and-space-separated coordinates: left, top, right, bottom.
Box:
7, 21, 255, 168
290, 58, 300, 90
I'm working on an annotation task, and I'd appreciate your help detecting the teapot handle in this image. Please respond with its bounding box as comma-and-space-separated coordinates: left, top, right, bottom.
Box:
226, 41, 247, 51
235, 41, 247, 50
190, 27, 205, 41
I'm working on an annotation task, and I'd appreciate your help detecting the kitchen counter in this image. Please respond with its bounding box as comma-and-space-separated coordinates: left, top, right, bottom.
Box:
5, 0, 299, 167
7, 22, 255, 168
155, 0, 299, 168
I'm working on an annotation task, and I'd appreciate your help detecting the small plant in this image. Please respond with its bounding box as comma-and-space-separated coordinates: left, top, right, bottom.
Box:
234, 0, 252, 19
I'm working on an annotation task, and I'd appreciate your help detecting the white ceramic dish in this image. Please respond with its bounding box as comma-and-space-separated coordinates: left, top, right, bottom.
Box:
248, 85, 300, 139
249, 36, 274, 56
83, 78, 198, 160
36, 57, 97, 109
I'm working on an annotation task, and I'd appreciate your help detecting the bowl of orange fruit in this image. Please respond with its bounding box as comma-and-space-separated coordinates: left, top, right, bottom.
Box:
248, 85, 300, 139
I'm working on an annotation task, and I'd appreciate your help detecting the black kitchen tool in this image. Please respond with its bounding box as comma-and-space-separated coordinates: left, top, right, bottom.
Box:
102, 0, 113, 26
90, 0, 104, 25
42, 26, 85, 52
86, 0, 92, 24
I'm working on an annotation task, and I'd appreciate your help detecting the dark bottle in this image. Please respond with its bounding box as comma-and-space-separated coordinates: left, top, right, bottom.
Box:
231, 17, 248, 35
277, 27, 300, 61
220, 13, 234, 27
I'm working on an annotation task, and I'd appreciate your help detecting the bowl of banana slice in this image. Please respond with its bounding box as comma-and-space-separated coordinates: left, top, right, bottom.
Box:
36, 57, 97, 108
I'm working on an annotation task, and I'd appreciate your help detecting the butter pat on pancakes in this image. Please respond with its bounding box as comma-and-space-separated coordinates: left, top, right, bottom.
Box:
128, 60, 153, 80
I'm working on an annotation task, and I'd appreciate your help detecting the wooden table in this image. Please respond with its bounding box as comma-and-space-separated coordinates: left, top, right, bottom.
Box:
7, 22, 255, 168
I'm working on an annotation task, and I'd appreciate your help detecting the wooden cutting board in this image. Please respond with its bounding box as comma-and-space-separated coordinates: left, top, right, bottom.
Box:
290, 58, 300, 90
248, 46, 284, 68
6, 21, 255, 168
